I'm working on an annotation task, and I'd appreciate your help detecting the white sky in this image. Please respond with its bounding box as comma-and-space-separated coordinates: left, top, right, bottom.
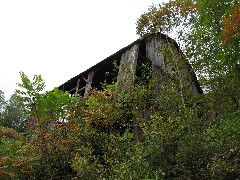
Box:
0, 0, 168, 99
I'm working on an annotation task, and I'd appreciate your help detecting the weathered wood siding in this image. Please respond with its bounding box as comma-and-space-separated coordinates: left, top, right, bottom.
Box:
116, 43, 140, 142
117, 44, 139, 91
146, 37, 165, 68
146, 37, 170, 92
146, 36, 201, 94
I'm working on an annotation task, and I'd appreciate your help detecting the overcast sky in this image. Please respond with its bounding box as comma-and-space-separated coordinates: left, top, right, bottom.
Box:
0, 0, 168, 99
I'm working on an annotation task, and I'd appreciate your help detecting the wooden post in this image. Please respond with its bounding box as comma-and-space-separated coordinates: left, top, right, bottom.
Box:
84, 71, 94, 98
75, 79, 80, 95
116, 44, 140, 142
146, 37, 168, 91
117, 43, 139, 91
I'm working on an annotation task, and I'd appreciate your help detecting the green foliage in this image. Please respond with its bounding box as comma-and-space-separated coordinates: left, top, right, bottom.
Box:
0, 126, 23, 179
0, 1, 239, 178
136, 0, 197, 38
0, 93, 27, 132
0, 67, 240, 179
16, 71, 46, 116
0, 90, 27, 132
136, 0, 240, 80
0, 90, 6, 113
136, 1, 240, 178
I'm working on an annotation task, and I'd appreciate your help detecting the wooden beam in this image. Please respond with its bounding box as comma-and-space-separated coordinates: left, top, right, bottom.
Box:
84, 71, 94, 98
117, 43, 139, 91
75, 79, 80, 95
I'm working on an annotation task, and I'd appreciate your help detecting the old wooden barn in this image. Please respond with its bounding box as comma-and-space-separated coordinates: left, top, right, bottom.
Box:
59, 33, 202, 97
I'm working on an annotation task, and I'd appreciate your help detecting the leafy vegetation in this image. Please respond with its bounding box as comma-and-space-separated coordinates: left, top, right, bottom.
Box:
0, 90, 27, 132
0, 0, 240, 179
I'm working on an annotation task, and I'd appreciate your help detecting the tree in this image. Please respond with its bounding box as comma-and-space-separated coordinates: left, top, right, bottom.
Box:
0, 90, 27, 132
1, 69, 240, 179
0, 90, 6, 114
136, 0, 240, 76
136, 0, 240, 118
136, 0, 240, 178
0, 93, 27, 132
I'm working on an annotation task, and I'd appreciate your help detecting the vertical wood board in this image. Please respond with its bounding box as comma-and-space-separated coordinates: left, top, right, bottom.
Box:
84, 71, 94, 98
146, 37, 165, 68
146, 37, 201, 94
117, 43, 139, 91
